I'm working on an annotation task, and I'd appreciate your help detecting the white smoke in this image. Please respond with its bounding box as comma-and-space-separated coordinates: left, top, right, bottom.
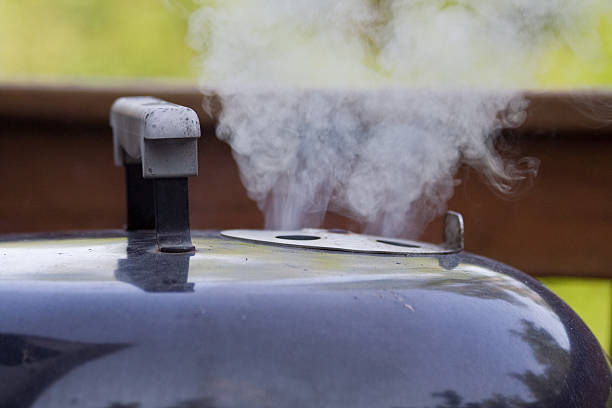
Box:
187, 0, 599, 237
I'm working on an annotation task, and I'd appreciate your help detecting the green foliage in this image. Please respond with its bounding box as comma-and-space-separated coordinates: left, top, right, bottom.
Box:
0, 0, 195, 79
539, 277, 611, 354
537, 10, 612, 87
0, 0, 611, 85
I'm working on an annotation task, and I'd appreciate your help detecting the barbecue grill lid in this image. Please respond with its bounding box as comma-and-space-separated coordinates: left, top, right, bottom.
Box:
0, 230, 610, 408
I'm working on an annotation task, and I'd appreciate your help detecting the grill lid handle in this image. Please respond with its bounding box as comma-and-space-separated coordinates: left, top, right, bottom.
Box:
110, 97, 200, 253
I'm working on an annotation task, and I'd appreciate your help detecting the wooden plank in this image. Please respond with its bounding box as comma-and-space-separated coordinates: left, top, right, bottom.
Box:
0, 81, 207, 125
1, 82, 611, 134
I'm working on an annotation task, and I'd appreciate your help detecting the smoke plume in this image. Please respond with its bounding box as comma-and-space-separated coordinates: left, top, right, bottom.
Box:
187, 0, 601, 237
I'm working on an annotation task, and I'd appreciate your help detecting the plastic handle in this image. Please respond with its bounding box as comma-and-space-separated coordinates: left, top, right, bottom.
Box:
110, 97, 200, 178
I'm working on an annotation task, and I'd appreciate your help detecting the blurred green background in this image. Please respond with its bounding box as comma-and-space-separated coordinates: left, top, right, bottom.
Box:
1, 0, 611, 85
0, 0, 610, 354
0, 0, 196, 80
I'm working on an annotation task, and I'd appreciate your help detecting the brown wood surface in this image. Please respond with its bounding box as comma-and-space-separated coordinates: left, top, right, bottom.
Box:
0, 83, 611, 278
1, 81, 612, 133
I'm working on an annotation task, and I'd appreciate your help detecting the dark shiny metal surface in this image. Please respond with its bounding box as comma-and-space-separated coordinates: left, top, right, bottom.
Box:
0, 231, 610, 408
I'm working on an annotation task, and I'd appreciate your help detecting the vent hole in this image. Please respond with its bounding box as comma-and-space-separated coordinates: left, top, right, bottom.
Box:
276, 235, 321, 241
377, 239, 420, 248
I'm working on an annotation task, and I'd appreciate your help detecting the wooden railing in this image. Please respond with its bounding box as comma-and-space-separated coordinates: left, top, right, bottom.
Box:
1, 82, 610, 277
